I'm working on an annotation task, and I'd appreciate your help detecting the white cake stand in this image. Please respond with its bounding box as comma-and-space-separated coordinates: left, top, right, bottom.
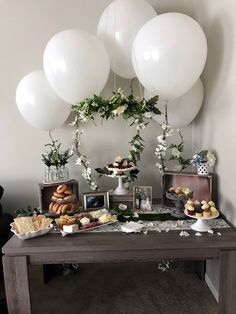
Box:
111, 175, 129, 195
184, 210, 219, 232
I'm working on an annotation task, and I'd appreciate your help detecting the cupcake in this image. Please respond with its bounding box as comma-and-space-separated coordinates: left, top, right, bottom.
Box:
203, 211, 211, 218
186, 199, 194, 207
210, 207, 218, 216
208, 200, 215, 207
201, 203, 210, 212
195, 208, 203, 217
187, 205, 195, 216
194, 200, 201, 210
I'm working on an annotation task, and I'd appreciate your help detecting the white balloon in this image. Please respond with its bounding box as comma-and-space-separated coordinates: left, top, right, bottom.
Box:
145, 78, 204, 128
44, 29, 110, 104
132, 13, 207, 100
97, 0, 156, 79
16, 70, 71, 130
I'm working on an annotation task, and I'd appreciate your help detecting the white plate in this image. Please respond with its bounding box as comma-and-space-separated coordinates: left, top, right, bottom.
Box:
10, 224, 53, 240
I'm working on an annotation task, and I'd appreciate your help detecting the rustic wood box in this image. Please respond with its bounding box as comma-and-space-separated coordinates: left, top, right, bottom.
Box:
38, 179, 79, 212
161, 171, 213, 207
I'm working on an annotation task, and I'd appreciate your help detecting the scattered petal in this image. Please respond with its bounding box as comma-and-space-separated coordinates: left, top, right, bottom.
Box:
217, 232, 222, 236
165, 228, 170, 232
143, 230, 148, 235
208, 230, 214, 234
195, 232, 202, 237
180, 231, 190, 237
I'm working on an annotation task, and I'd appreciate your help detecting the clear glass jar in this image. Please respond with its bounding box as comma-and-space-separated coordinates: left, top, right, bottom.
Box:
59, 165, 69, 181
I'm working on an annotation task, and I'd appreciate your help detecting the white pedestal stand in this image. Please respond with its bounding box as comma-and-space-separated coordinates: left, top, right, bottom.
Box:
113, 176, 129, 195
190, 219, 211, 232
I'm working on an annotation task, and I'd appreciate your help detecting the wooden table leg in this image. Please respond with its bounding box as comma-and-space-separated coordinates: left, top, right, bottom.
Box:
219, 250, 236, 314
3, 255, 31, 314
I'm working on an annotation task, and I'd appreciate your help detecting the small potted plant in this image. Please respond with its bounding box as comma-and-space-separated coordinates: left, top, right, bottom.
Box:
42, 132, 72, 182
191, 150, 216, 175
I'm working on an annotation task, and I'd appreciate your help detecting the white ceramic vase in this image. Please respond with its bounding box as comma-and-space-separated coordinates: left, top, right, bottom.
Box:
197, 162, 208, 176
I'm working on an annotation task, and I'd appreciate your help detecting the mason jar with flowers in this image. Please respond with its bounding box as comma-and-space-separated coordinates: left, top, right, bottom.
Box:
42, 132, 72, 183
191, 150, 216, 175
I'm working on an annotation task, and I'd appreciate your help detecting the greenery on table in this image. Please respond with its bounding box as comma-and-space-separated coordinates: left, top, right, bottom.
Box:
70, 88, 160, 190
14, 206, 41, 217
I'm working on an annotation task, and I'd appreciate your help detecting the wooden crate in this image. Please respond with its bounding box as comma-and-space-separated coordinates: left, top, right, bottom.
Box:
38, 179, 79, 212
161, 171, 213, 207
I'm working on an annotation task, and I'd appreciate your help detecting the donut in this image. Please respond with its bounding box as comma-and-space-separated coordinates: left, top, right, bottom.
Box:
64, 189, 72, 195
48, 202, 55, 211
64, 195, 73, 201
52, 203, 60, 212
53, 192, 65, 199
61, 204, 72, 214
56, 184, 67, 194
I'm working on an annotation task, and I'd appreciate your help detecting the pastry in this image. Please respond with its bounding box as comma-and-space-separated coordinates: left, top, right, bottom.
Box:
64, 195, 74, 201
56, 184, 67, 194
187, 206, 195, 216
208, 200, 215, 207
53, 192, 65, 199
195, 209, 203, 217
210, 207, 218, 216
186, 199, 194, 206
201, 203, 210, 211
64, 189, 73, 195
203, 211, 211, 218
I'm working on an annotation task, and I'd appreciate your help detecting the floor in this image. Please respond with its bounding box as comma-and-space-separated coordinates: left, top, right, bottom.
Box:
6, 262, 217, 314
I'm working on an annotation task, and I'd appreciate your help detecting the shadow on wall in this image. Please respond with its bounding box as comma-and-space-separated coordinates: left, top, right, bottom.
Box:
193, 10, 234, 144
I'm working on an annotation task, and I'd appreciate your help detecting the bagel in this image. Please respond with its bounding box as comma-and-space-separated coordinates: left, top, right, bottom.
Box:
49, 202, 54, 211
51, 196, 58, 202
64, 189, 72, 195
53, 192, 65, 199
61, 204, 72, 214
52, 203, 60, 212
63, 195, 73, 201
56, 184, 67, 194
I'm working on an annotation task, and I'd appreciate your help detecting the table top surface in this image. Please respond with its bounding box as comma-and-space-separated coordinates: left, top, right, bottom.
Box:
3, 227, 236, 256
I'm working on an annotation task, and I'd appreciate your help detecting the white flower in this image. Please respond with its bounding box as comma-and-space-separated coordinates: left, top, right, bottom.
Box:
113, 162, 119, 167
144, 112, 153, 118
115, 156, 122, 163
172, 147, 181, 158
76, 157, 82, 165
112, 105, 127, 116
86, 167, 92, 175
207, 152, 216, 166
118, 204, 127, 211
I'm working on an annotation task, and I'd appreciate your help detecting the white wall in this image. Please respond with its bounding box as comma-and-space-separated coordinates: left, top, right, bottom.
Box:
192, 0, 236, 298
0, 0, 194, 213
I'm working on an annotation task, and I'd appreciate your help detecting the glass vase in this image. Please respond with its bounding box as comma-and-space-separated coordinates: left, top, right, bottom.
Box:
58, 165, 69, 181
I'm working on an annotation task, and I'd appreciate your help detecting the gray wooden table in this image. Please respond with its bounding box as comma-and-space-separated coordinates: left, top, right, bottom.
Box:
2, 228, 236, 314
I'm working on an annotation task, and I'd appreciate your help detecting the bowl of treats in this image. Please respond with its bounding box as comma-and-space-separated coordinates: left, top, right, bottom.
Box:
10, 215, 53, 240
166, 187, 193, 219
184, 199, 219, 232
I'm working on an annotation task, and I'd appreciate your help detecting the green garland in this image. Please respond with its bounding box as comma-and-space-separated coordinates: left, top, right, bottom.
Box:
70, 88, 160, 190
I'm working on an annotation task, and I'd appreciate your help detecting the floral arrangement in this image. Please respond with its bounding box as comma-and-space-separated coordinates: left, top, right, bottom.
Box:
70, 88, 160, 190
42, 131, 72, 169
95, 155, 139, 182
191, 150, 216, 166
155, 106, 191, 173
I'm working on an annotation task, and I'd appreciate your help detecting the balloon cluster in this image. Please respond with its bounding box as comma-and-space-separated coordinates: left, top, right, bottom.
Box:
16, 0, 207, 130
